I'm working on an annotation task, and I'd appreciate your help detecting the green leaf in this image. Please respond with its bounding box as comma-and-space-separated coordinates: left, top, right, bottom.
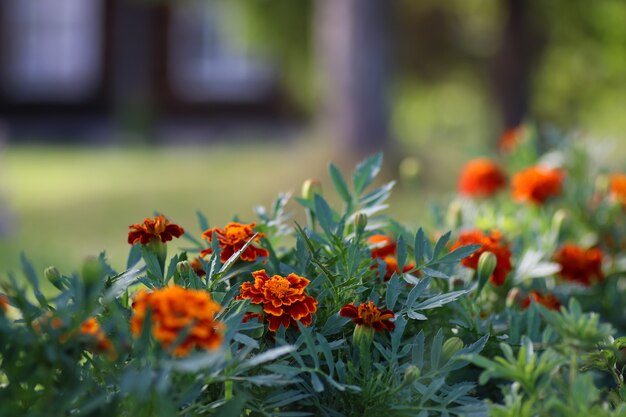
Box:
217, 233, 259, 275
352, 153, 383, 196
241, 345, 296, 368
414, 228, 427, 265
432, 231, 451, 260
314, 194, 335, 235
431, 329, 444, 369
310, 372, 324, 392
126, 243, 142, 269
412, 290, 470, 310
386, 273, 401, 310
20, 253, 46, 307
436, 244, 481, 264
196, 210, 209, 231
329, 162, 352, 204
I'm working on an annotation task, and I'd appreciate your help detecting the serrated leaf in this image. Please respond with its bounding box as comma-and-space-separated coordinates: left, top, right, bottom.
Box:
386, 273, 401, 311
314, 194, 335, 236
412, 290, 469, 310
432, 231, 451, 260
218, 233, 259, 275
437, 244, 481, 264
352, 153, 383, 196
421, 267, 451, 279
329, 162, 352, 204
241, 345, 296, 368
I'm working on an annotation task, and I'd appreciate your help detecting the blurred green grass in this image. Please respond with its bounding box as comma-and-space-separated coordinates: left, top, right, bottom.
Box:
0, 141, 454, 281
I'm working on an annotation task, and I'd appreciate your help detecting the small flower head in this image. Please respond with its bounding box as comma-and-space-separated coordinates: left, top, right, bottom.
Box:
521, 290, 561, 311
128, 215, 184, 245
609, 173, 626, 206
499, 126, 523, 152
80, 317, 115, 356
512, 166, 564, 205
131, 286, 225, 356
237, 270, 317, 332
201, 222, 268, 263
458, 158, 507, 197
450, 229, 512, 286
190, 257, 207, 277
380, 256, 414, 281
368, 234, 397, 259
340, 301, 395, 332
554, 244, 604, 286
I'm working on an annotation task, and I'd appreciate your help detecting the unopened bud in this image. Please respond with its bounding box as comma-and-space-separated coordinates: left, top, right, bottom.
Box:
44, 266, 63, 289
82, 257, 103, 285
446, 200, 463, 228
402, 365, 420, 385
551, 209, 567, 235
354, 212, 368, 235
353, 324, 375, 349
176, 260, 191, 275
301, 179, 322, 200
442, 337, 464, 362
477, 251, 497, 284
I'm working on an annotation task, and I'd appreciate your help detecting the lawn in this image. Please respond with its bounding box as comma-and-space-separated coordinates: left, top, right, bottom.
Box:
0, 140, 453, 283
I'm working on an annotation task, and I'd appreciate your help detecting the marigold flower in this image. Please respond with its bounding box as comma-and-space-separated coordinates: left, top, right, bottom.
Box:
201, 222, 269, 263
190, 257, 206, 277
609, 173, 626, 206
458, 158, 507, 197
521, 290, 561, 311
131, 286, 225, 356
0, 294, 8, 312
554, 244, 603, 286
380, 256, 415, 281
450, 229, 512, 286
512, 166, 563, 205
236, 270, 317, 332
499, 126, 523, 152
80, 317, 115, 355
128, 214, 184, 245
340, 301, 395, 332
368, 234, 397, 259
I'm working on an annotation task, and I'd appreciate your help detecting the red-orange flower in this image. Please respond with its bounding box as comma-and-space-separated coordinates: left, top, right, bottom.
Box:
340, 301, 395, 332
368, 234, 397, 259
236, 270, 317, 332
450, 229, 512, 286
128, 214, 184, 245
190, 257, 206, 277
379, 256, 415, 281
0, 294, 8, 313
554, 244, 603, 286
512, 166, 563, 205
521, 290, 561, 311
80, 317, 115, 356
131, 286, 225, 356
499, 126, 523, 152
458, 158, 507, 197
610, 173, 626, 206
201, 222, 269, 263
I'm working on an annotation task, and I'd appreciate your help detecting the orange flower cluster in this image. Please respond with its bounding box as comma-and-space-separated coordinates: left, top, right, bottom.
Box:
368, 234, 414, 281
128, 215, 185, 245
610, 173, 626, 206
512, 166, 563, 205
131, 286, 225, 356
80, 317, 115, 355
458, 158, 507, 197
554, 244, 603, 286
237, 270, 317, 332
450, 229, 512, 286
340, 301, 395, 332
201, 222, 269, 263
499, 126, 523, 152
521, 290, 561, 311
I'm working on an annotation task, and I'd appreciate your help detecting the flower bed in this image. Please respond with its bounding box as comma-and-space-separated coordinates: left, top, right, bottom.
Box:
1, 129, 626, 416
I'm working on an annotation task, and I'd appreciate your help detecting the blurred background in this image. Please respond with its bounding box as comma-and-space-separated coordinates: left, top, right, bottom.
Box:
0, 0, 625, 275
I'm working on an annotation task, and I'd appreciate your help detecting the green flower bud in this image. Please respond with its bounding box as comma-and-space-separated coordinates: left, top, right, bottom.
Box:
176, 260, 191, 275
353, 324, 375, 349
551, 209, 567, 235
442, 337, 464, 362
402, 365, 421, 385
44, 266, 63, 290
354, 212, 368, 235
301, 179, 322, 200
82, 257, 104, 286
477, 251, 497, 284
446, 200, 463, 229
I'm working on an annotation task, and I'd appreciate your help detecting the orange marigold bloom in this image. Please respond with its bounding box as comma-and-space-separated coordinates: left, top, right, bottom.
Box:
450, 229, 512, 286
610, 173, 626, 206
499, 126, 523, 152
128, 214, 184, 245
368, 234, 397, 259
458, 158, 507, 197
380, 256, 415, 281
236, 270, 317, 332
512, 166, 563, 205
340, 301, 395, 332
131, 286, 225, 356
80, 317, 114, 354
521, 290, 561, 311
201, 222, 269, 263
554, 244, 603, 286
0, 294, 8, 312
190, 257, 206, 277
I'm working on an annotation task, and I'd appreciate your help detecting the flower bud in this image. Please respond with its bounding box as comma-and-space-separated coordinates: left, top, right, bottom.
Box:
82, 257, 104, 286
446, 200, 463, 229
354, 212, 368, 235
176, 260, 191, 275
353, 324, 375, 349
402, 365, 421, 385
551, 209, 567, 235
477, 251, 497, 284
442, 337, 464, 362
301, 179, 322, 200
44, 266, 63, 290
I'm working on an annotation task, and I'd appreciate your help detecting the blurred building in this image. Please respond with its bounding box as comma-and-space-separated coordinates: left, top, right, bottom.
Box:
0, 0, 294, 142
